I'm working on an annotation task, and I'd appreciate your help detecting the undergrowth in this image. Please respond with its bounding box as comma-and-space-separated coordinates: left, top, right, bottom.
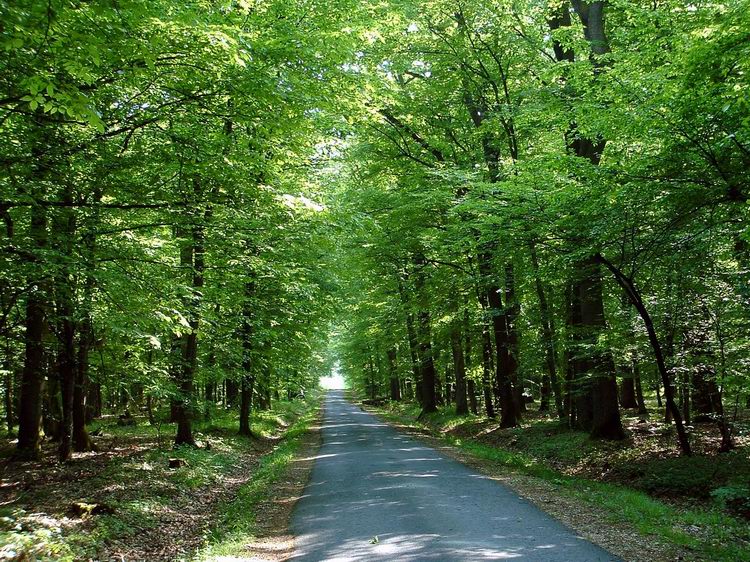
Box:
194, 394, 321, 560
0, 396, 319, 562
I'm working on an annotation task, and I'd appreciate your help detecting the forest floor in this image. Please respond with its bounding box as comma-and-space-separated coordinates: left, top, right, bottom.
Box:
0, 395, 322, 561
361, 395, 750, 562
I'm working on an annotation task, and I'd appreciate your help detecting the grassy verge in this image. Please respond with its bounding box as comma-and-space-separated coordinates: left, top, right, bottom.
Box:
0, 397, 319, 562
371, 400, 750, 562
193, 392, 322, 560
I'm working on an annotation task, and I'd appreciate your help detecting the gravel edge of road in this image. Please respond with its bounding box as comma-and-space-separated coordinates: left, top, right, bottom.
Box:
241, 399, 326, 561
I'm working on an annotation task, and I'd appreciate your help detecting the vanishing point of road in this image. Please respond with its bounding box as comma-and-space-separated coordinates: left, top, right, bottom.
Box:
291, 390, 619, 561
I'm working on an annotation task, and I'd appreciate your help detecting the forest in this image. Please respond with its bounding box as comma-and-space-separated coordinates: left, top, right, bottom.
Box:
1, 0, 749, 560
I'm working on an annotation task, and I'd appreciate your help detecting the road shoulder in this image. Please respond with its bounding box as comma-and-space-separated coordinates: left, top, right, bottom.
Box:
236, 400, 325, 561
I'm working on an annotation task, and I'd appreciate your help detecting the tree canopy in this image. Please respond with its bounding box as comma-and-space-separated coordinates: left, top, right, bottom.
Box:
1, 0, 749, 463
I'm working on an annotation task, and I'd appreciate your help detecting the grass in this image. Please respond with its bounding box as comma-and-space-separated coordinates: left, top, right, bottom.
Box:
0, 396, 321, 562
371, 400, 750, 562
194, 393, 322, 560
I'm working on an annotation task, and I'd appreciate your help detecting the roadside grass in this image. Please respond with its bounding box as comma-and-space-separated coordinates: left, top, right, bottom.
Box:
0, 397, 318, 562
194, 393, 322, 560
371, 400, 750, 562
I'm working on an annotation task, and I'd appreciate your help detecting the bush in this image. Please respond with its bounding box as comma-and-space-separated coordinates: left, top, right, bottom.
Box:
712, 484, 750, 519
627, 454, 750, 499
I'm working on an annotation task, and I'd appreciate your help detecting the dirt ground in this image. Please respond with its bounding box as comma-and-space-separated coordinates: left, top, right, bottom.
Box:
242, 404, 324, 561
0, 407, 322, 561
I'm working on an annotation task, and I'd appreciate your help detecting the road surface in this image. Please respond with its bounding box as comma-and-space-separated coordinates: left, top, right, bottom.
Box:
291, 390, 619, 561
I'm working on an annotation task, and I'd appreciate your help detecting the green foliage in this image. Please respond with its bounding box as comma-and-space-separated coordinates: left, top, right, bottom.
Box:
0, 396, 319, 560
712, 484, 750, 518
613, 455, 750, 499
2, 0, 750, 555
0, 508, 75, 562
0, 0, 366, 455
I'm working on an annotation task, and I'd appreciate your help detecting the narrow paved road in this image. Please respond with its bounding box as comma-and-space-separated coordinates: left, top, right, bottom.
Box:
291, 391, 619, 561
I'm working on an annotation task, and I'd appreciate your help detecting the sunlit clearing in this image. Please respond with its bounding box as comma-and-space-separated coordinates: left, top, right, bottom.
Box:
320, 364, 347, 389
319, 372, 346, 389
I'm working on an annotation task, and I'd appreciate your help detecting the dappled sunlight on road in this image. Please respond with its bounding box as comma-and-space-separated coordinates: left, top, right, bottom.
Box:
290, 391, 618, 561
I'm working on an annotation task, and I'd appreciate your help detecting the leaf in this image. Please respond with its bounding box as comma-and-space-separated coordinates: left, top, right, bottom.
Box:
176, 312, 191, 330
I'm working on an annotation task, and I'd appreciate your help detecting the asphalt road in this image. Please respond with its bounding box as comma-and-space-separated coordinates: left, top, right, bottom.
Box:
290, 390, 620, 561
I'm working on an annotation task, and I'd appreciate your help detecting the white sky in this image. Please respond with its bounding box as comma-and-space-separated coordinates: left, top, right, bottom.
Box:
319, 362, 347, 389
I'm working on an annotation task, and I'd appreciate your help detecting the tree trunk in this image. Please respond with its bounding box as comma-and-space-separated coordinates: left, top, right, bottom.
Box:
16, 197, 48, 461
567, 275, 592, 431
413, 255, 437, 414
226, 379, 238, 407
74, 188, 102, 451
239, 279, 255, 436
387, 347, 401, 401
73, 244, 95, 452
463, 310, 478, 415
43, 374, 61, 442
563, 284, 576, 427
258, 359, 272, 411
416, 311, 437, 413
474, 283, 496, 418
451, 324, 469, 415
620, 365, 637, 409
477, 253, 517, 427
239, 375, 254, 436
481, 322, 496, 418
460, 57, 518, 425
505, 264, 524, 414
174, 205, 205, 447
532, 242, 562, 412
634, 361, 648, 416
443, 362, 451, 407
435, 366, 444, 406
3, 331, 14, 435
57, 318, 76, 462
460, 20, 524, 417
204, 381, 215, 420
86, 382, 101, 423
466, 380, 477, 414
1, 209, 15, 436
576, 257, 625, 440
540, 374, 551, 412
169, 330, 181, 425
710, 388, 734, 452
692, 366, 717, 421
550, 0, 622, 439
398, 275, 423, 406
4, 363, 12, 435
73, 330, 94, 452
597, 254, 691, 455
55, 201, 77, 459
45, 178, 79, 463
